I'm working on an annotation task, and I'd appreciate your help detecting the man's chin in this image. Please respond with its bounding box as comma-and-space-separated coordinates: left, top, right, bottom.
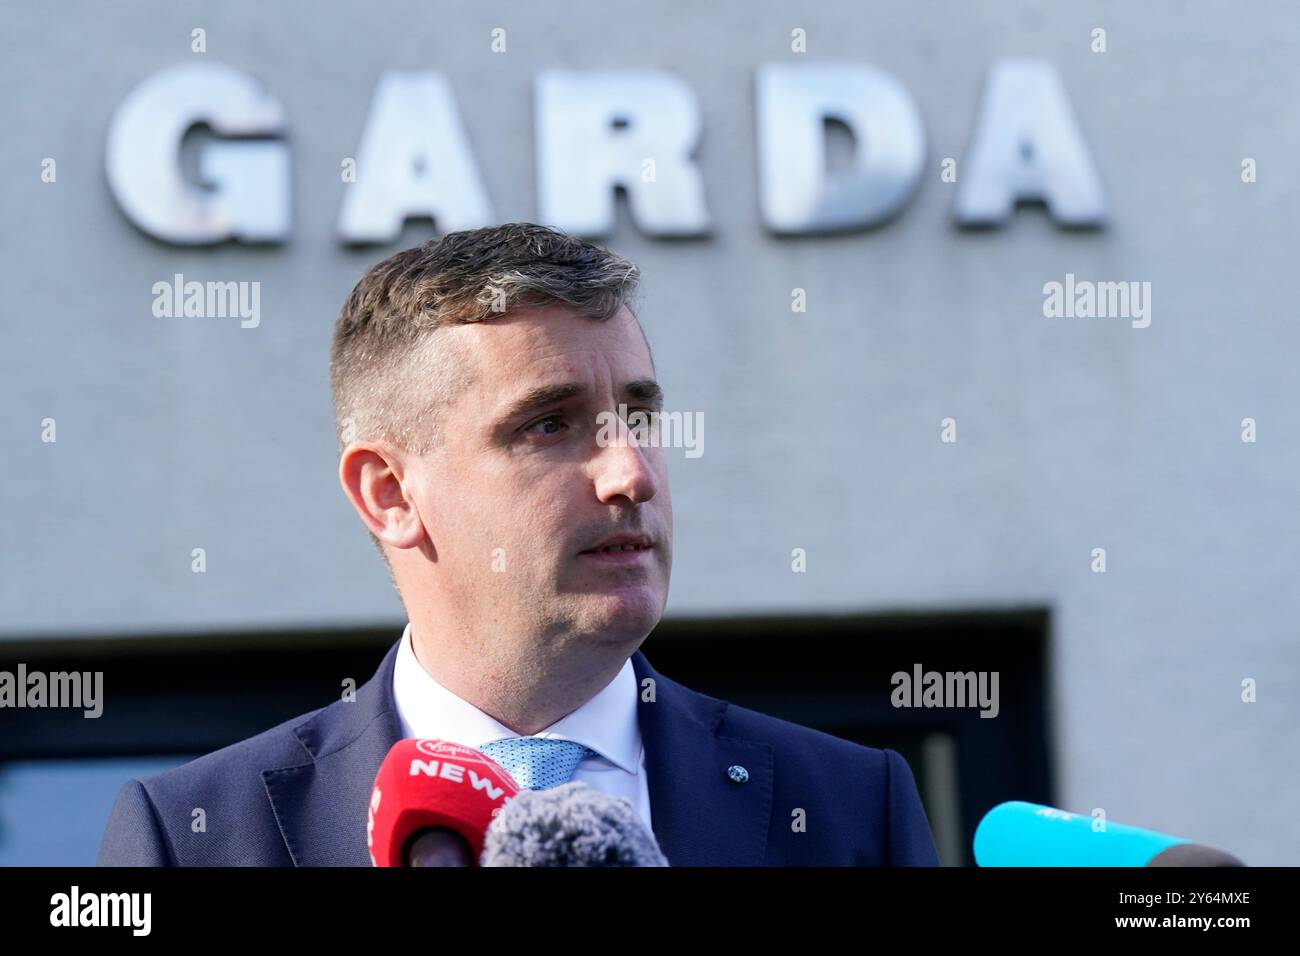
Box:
573, 588, 664, 642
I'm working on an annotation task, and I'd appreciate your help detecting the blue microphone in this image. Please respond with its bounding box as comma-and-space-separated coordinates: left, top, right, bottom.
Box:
974, 801, 1244, 866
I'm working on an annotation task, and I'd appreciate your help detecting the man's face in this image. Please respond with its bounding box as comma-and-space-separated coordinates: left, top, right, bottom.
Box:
405, 304, 672, 655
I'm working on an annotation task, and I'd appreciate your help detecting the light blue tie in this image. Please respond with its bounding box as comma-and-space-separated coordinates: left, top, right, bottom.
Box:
478, 737, 596, 790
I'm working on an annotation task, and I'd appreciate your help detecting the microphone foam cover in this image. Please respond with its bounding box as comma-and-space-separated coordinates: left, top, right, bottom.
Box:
480, 781, 668, 867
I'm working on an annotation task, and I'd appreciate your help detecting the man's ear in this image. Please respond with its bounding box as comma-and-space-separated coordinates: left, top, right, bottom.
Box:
338, 441, 427, 551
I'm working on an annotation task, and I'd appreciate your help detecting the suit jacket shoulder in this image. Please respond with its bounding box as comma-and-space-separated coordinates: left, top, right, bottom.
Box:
718, 698, 940, 865
632, 657, 940, 866
97, 705, 326, 866
99, 644, 403, 868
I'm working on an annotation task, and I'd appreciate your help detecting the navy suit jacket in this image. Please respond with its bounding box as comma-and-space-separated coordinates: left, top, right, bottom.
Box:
97, 640, 940, 866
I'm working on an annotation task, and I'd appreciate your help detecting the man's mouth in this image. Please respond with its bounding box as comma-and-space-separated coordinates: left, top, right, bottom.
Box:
579, 534, 655, 561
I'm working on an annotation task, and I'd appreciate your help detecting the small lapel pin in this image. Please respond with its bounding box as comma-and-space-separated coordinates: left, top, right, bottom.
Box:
726, 764, 749, 784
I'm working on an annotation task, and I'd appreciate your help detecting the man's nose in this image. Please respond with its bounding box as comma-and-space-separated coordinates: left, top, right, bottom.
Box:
591, 425, 660, 505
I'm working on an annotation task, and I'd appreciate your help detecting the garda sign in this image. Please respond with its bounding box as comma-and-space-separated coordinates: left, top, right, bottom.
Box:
105, 59, 1107, 246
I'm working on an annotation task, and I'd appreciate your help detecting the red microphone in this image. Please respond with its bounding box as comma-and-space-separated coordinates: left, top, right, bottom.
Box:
368, 739, 521, 867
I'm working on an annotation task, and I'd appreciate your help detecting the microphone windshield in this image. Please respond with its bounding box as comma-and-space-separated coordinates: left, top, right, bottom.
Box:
480, 781, 668, 867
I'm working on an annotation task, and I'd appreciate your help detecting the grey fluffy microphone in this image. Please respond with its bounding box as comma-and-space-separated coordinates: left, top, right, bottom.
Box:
479, 781, 669, 866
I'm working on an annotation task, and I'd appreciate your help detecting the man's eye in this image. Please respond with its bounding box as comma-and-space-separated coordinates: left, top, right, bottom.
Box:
525, 414, 568, 437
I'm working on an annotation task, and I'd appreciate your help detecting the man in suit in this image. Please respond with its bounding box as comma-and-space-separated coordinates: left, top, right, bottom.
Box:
98, 223, 940, 866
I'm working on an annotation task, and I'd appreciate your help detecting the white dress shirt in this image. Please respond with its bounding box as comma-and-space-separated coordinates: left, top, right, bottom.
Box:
391, 622, 653, 837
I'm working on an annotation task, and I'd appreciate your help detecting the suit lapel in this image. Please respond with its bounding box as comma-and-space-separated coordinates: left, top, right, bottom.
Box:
262, 640, 403, 866
631, 650, 774, 866
262, 640, 775, 866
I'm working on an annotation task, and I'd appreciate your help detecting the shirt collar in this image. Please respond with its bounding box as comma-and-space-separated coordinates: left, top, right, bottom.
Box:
391, 622, 642, 775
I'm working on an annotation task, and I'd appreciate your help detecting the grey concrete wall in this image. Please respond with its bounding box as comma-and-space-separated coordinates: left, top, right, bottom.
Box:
2, 1, 1296, 862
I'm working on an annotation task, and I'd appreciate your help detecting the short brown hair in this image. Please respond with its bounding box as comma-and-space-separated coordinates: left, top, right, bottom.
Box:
329, 222, 643, 562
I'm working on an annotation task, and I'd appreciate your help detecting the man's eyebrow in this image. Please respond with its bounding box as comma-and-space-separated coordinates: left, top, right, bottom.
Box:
623, 379, 664, 407
497, 382, 586, 425
496, 379, 665, 425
